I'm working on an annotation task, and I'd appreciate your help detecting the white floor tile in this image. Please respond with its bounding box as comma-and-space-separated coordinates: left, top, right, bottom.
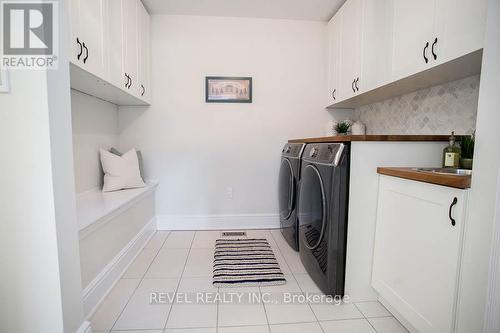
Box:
191, 231, 220, 249
264, 303, 317, 325
111, 330, 163, 333
177, 276, 218, 293
123, 248, 159, 279
164, 329, 216, 333
145, 231, 170, 250
163, 231, 195, 248
320, 318, 376, 333
368, 317, 409, 333
113, 278, 179, 330
270, 322, 323, 333
355, 301, 392, 318
166, 303, 217, 328
310, 302, 364, 321
145, 248, 189, 278
90, 279, 140, 332
218, 303, 268, 327
219, 325, 270, 333
279, 250, 306, 274
183, 248, 214, 277
293, 273, 322, 294
260, 275, 301, 303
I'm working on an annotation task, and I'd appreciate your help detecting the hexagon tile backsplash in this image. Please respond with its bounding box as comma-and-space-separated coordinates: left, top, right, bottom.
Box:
354, 75, 480, 135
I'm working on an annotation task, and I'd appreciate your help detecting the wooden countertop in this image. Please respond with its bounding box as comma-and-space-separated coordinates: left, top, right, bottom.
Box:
377, 167, 471, 189
288, 135, 453, 143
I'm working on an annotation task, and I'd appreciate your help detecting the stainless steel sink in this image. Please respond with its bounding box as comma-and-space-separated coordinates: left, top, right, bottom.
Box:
412, 167, 472, 176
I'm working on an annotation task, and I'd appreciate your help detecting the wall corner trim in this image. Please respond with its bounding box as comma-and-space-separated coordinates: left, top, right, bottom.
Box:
75, 321, 91, 333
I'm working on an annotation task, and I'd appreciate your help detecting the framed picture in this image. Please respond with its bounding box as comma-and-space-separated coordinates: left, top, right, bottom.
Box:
0, 69, 9, 93
206, 76, 252, 103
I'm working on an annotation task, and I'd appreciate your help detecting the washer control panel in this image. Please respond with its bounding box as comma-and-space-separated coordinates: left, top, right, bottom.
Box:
281, 143, 305, 158
302, 143, 346, 166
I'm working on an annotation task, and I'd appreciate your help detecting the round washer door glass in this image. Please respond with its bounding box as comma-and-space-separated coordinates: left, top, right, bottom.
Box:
279, 159, 294, 220
298, 164, 326, 250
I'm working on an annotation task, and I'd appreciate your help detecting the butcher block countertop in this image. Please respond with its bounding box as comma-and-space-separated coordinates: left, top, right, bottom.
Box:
288, 135, 452, 143
377, 167, 472, 189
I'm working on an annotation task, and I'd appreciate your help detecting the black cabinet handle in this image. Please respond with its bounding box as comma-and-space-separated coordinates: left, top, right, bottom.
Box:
141, 84, 145, 96
77, 38, 83, 60
423, 41, 429, 64
352, 79, 356, 93
431, 37, 438, 60
125, 73, 129, 88
332, 89, 336, 100
449, 197, 458, 226
129, 76, 132, 89
355, 77, 359, 92
82, 42, 88, 63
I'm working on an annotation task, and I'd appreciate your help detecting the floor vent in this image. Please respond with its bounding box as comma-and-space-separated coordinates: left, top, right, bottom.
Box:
221, 231, 247, 237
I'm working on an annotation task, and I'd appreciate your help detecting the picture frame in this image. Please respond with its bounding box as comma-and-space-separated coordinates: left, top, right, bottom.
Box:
0, 69, 9, 93
205, 76, 252, 103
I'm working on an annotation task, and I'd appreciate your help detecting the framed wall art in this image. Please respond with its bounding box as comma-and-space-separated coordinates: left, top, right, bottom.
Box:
205, 76, 252, 103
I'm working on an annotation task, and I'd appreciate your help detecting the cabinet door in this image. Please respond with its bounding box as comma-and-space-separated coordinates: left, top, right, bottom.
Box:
78, 0, 106, 76
389, 0, 436, 81
326, 16, 341, 106
433, 0, 487, 65
360, 0, 392, 93
123, 0, 138, 95
69, 0, 80, 65
338, 0, 363, 101
136, 2, 151, 102
372, 176, 467, 333
107, 0, 126, 89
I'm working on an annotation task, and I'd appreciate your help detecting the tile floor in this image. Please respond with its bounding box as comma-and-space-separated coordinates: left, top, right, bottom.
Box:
91, 229, 408, 333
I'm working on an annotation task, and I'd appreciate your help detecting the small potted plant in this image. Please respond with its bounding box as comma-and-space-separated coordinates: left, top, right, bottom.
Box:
461, 133, 475, 169
335, 120, 351, 136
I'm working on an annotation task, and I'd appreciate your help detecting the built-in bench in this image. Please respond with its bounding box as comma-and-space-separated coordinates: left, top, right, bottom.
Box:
76, 183, 158, 317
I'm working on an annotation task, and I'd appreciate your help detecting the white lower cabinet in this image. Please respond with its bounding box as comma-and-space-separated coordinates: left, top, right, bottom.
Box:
372, 175, 468, 333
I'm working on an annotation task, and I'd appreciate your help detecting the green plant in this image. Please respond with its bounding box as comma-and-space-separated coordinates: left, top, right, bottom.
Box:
335, 121, 351, 134
461, 133, 475, 159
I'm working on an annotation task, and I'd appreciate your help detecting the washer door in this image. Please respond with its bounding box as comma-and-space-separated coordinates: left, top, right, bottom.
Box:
298, 164, 326, 250
279, 158, 295, 220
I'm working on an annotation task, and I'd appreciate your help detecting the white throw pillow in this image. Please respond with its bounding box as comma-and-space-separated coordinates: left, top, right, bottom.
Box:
100, 148, 146, 192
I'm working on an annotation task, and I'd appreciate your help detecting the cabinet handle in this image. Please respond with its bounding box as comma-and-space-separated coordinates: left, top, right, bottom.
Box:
423, 41, 429, 64
125, 73, 129, 88
129, 76, 132, 89
141, 84, 145, 96
431, 37, 438, 60
352, 79, 356, 93
82, 42, 88, 63
449, 197, 458, 226
77, 38, 83, 60
355, 77, 359, 92
332, 89, 336, 100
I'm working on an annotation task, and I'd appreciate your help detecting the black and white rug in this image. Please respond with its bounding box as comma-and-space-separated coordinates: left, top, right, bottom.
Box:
213, 238, 287, 287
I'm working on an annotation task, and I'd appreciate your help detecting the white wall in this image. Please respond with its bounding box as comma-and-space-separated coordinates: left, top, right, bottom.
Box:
118, 15, 331, 225
71, 90, 119, 193
457, 0, 500, 331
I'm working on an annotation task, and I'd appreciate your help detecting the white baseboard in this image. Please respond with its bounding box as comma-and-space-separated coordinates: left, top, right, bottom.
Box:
156, 214, 280, 230
82, 218, 156, 318
75, 321, 91, 333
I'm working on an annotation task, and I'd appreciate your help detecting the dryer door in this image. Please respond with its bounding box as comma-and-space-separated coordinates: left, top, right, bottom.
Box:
279, 158, 295, 220
298, 164, 327, 250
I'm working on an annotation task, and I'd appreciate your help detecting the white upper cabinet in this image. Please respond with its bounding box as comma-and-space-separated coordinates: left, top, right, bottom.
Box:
434, 0, 487, 65
106, 0, 126, 90
70, 0, 106, 77
326, 0, 486, 108
389, 0, 436, 81
137, 1, 151, 102
338, 0, 363, 101
70, 0, 152, 105
326, 16, 341, 106
123, 0, 139, 95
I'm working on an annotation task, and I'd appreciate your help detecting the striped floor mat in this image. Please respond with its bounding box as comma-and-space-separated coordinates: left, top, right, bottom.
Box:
213, 238, 287, 287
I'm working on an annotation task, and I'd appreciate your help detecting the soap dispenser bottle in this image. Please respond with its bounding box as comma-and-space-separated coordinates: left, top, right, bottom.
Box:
442, 131, 461, 168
